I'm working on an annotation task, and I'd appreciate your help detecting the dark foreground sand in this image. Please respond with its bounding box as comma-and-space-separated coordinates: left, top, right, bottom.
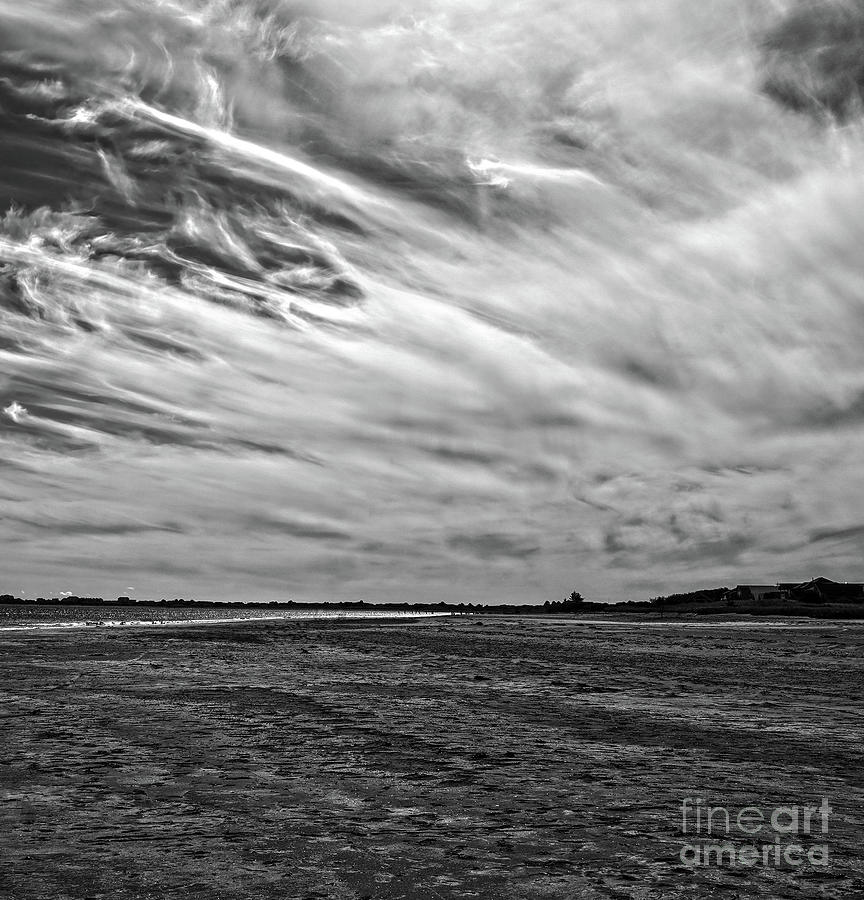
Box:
1, 616, 862, 899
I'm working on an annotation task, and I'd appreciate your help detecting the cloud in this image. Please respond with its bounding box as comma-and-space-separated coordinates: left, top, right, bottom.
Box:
5, 0, 864, 606
601, 500, 749, 571
244, 514, 352, 542
8, 517, 184, 537
809, 524, 864, 546
655, 533, 750, 568
2, 401, 27, 423
447, 532, 541, 561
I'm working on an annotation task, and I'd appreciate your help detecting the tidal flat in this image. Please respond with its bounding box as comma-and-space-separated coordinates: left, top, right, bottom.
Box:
1, 616, 862, 899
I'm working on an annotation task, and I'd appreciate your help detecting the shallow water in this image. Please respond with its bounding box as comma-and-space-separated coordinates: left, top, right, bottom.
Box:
0, 603, 447, 630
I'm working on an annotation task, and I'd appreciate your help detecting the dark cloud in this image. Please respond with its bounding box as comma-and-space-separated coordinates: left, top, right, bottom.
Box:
530, 412, 586, 429
799, 392, 864, 430
53, 557, 202, 576
618, 356, 682, 389
668, 508, 723, 542
421, 444, 501, 466
2, 370, 320, 461
657, 533, 750, 566
604, 516, 649, 553
809, 524, 864, 545
244, 515, 351, 542
604, 507, 744, 570
3, 375, 195, 423
604, 529, 628, 555
607, 532, 750, 571
699, 464, 787, 477
418, 444, 558, 485
9, 518, 185, 536
120, 328, 207, 361
229, 438, 323, 464
760, 0, 864, 119
447, 532, 540, 560
359, 541, 387, 553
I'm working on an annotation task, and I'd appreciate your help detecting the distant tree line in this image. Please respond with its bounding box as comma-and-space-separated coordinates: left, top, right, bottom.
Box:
4, 580, 862, 618
544, 591, 586, 613
0, 593, 596, 613
649, 588, 729, 608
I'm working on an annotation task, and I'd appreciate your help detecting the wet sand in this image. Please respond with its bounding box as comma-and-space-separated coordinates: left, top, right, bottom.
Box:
1, 616, 862, 899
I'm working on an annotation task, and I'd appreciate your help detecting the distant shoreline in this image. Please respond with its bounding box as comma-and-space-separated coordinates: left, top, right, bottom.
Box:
4, 598, 864, 620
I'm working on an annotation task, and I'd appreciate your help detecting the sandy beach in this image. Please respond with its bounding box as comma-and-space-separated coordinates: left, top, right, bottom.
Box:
1, 615, 862, 899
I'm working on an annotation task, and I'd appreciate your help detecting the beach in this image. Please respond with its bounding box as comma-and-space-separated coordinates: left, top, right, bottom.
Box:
1, 615, 862, 899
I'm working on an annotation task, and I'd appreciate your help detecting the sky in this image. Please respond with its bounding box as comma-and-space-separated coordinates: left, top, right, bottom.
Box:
2, 0, 864, 603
